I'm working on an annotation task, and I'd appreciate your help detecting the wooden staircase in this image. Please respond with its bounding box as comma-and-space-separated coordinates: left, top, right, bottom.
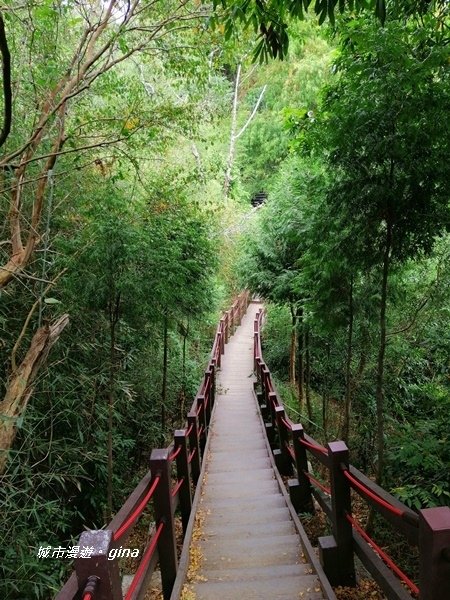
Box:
172, 303, 333, 600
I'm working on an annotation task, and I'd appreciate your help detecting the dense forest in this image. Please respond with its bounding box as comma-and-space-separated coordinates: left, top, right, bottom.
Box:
0, 0, 448, 597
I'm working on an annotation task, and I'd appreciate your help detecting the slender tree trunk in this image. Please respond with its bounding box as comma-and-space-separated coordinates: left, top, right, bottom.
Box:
305, 326, 313, 421
223, 64, 240, 198
0, 314, 69, 474
375, 221, 392, 483
289, 305, 297, 386
342, 276, 354, 444
107, 293, 120, 522
297, 308, 304, 410
224, 65, 266, 198
180, 319, 189, 420
161, 313, 169, 439
322, 342, 330, 439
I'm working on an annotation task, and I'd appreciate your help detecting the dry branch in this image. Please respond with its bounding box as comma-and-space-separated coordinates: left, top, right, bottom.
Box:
0, 313, 69, 474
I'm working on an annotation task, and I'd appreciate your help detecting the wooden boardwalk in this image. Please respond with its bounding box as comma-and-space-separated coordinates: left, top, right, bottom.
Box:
174, 302, 328, 599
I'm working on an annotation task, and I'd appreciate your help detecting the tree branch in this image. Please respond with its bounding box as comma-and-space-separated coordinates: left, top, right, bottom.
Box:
235, 84, 267, 140
11, 268, 67, 373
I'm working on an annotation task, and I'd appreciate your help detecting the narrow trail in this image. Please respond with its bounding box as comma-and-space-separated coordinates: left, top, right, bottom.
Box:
180, 302, 325, 599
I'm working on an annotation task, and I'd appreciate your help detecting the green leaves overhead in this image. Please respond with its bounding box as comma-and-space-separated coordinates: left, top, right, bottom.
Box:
212, 0, 446, 61
240, 6, 450, 496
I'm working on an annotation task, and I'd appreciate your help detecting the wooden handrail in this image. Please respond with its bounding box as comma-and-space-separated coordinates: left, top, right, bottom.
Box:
56, 291, 251, 600
253, 306, 450, 600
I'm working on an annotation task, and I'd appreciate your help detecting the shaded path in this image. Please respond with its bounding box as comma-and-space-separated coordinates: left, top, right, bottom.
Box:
178, 302, 326, 599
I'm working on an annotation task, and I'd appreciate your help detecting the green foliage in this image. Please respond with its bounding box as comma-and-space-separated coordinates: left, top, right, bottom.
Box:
237, 23, 333, 195
211, 0, 446, 61
0, 4, 227, 595
241, 8, 450, 503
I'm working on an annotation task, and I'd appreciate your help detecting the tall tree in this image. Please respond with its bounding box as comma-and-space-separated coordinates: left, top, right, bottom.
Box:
311, 16, 450, 480
0, 0, 209, 472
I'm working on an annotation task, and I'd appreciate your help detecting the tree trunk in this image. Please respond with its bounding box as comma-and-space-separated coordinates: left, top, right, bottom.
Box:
0, 314, 69, 474
223, 64, 241, 198
342, 276, 354, 444
322, 342, 330, 439
180, 319, 189, 420
289, 305, 297, 386
223, 65, 266, 198
107, 293, 120, 521
297, 308, 304, 410
305, 326, 313, 421
375, 221, 392, 483
161, 313, 169, 440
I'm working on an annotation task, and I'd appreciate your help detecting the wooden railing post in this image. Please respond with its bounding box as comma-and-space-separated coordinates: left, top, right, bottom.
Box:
274, 406, 293, 476
253, 318, 259, 371
266, 386, 276, 427
187, 411, 201, 485
216, 333, 222, 367
197, 395, 206, 454
74, 530, 121, 600
319, 441, 355, 587
150, 449, 177, 600
204, 374, 212, 427
224, 311, 230, 343
219, 324, 224, 356
266, 390, 277, 445
232, 302, 237, 331
208, 362, 216, 413
238, 295, 245, 322
419, 506, 450, 600
174, 430, 192, 534
290, 424, 315, 514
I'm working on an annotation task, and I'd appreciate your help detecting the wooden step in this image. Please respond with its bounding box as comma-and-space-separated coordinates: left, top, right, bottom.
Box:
171, 303, 329, 600
190, 575, 324, 599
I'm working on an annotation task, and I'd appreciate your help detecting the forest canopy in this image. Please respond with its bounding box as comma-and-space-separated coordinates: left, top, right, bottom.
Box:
0, 0, 449, 597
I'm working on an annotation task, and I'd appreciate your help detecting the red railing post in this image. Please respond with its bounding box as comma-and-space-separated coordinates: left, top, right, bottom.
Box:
208, 363, 216, 413
174, 429, 192, 534
187, 411, 201, 485
253, 318, 259, 372
196, 395, 206, 454
219, 325, 224, 356
274, 406, 293, 476
319, 441, 355, 587
74, 530, 122, 600
290, 423, 315, 514
204, 374, 212, 427
266, 390, 277, 445
419, 506, 450, 600
149, 449, 177, 600
224, 311, 230, 343
238, 294, 245, 322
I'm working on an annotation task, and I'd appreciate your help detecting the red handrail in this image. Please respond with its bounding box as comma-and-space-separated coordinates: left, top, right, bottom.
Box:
252, 297, 436, 600
124, 521, 165, 600
171, 478, 184, 498
113, 476, 161, 541
299, 437, 328, 456
346, 514, 419, 596
285, 442, 295, 461
281, 416, 292, 430
342, 469, 404, 519
168, 446, 182, 461
303, 470, 331, 496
